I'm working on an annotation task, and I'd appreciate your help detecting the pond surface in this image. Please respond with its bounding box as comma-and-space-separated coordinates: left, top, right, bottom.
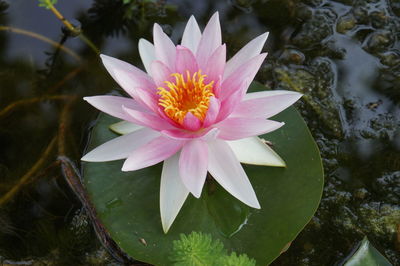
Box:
0, 0, 399, 265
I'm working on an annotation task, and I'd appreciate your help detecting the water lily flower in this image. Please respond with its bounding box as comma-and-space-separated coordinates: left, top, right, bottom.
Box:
82, 12, 302, 233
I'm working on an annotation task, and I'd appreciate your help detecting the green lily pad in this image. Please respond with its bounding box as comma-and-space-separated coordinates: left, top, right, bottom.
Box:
344, 237, 392, 266
82, 82, 324, 265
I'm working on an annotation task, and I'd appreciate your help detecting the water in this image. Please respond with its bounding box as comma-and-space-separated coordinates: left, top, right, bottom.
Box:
0, 0, 399, 265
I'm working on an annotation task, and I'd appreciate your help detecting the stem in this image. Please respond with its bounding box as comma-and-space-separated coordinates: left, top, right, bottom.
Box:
58, 96, 78, 156
78, 34, 100, 56
0, 95, 75, 118
0, 26, 81, 61
0, 95, 77, 206
0, 136, 57, 206
49, 66, 84, 93
58, 156, 134, 264
48, 5, 76, 34
48, 3, 100, 55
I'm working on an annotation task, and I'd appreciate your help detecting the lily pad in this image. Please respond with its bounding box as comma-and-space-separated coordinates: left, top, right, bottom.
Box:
82, 82, 324, 265
344, 237, 392, 266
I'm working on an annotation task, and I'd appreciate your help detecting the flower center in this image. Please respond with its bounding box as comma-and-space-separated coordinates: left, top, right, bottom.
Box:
157, 70, 214, 124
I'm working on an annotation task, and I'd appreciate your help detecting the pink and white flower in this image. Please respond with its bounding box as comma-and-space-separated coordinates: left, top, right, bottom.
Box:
82, 12, 302, 233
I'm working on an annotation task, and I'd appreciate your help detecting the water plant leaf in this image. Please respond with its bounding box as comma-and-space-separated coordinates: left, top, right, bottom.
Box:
344, 237, 392, 266
82, 81, 324, 265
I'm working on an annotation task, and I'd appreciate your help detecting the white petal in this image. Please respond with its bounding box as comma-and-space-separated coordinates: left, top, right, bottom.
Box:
181, 15, 202, 54
81, 128, 160, 162
109, 121, 143, 135
83, 95, 146, 122
223, 32, 269, 80
227, 137, 286, 167
207, 140, 260, 209
153, 23, 176, 70
179, 139, 208, 198
160, 153, 190, 233
138, 38, 155, 74
243, 90, 300, 100
100, 54, 155, 97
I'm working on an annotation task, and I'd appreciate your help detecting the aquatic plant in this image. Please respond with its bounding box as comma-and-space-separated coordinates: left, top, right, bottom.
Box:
169, 232, 256, 266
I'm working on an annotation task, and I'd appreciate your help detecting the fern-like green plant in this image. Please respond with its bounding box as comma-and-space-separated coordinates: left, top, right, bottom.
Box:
169, 232, 256, 266
38, 0, 58, 9
169, 232, 225, 266
218, 252, 256, 266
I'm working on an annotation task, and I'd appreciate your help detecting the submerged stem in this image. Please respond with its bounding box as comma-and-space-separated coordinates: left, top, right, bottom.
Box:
0, 94, 77, 206
58, 96, 78, 156
49, 66, 84, 93
0, 26, 81, 61
47, 3, 100, 55
48, 4, 76, 34
0, 136, 57, 206
0, 95, 75, 118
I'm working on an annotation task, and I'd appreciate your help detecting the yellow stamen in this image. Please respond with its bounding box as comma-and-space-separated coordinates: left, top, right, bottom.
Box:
157, 70, 214, 124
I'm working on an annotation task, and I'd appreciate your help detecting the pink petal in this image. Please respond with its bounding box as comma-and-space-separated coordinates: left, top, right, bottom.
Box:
157, 107, 183, 128
161, 127, 213, 140
223, 32, 269, 80
212, 76, 222, 98
123, 106, 173, 131
216, 79, 250, 122
181, 15, 202, 54
179, 139, 208, 198
204, 44, 226, 84
122, 136, 184, 171
151, 60, 173, 87
203, 96, 221, 128
160, 153, 189, 233
216, 118, 284, 140
81, 128, 160, 162
100, 54, 155, 97
83, 95, 147, 122
219, 53, 267, 101
196, 12, 221, 70
129, 85, 161, 113
153, 23, 176, 71
207, 140, 260, 209
231, 90, 302, 118
175, 46, 199, 75
201, 128, 220, 141
182, 112, 202, 131
138, 38, 155, 74
113, 69, 159, 105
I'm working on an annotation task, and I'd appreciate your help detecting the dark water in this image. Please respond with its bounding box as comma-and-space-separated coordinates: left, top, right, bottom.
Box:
0, 0, 399, 265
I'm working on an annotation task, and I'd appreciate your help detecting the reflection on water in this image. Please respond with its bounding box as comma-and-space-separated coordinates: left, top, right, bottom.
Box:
0, 0, 399, 265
